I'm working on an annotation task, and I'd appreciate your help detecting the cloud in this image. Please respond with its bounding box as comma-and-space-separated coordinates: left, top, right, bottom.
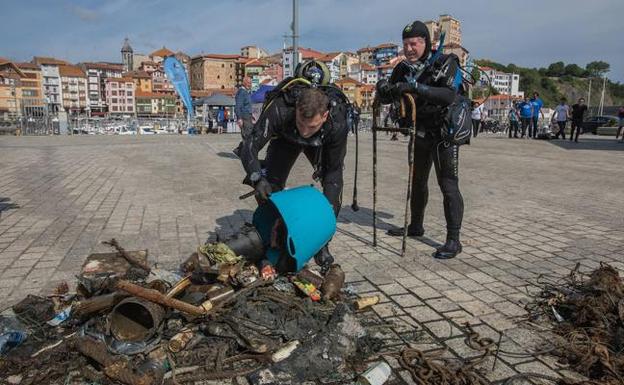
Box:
65, 4, 98, 21
1, 0, 623, 82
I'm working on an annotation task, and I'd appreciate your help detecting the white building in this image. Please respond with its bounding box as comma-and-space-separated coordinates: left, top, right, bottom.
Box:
32, 57, 68, 113
480, 66, 523, 98
349, 63, 378, 85
282, 47, 324, 78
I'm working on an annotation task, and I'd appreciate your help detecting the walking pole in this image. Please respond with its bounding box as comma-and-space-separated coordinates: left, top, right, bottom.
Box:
351, 107, 360, 212
372, 98, 380, 247
401, 94, 417, 257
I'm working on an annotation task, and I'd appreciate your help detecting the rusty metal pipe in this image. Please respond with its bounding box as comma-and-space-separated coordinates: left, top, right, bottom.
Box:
76, 336, 156, 385
116, 280, 211, 316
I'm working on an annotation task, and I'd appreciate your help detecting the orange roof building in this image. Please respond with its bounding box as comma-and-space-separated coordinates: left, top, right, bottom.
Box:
58, 64, 86, 78
32, 56, 69, 66
150, 47, 175, 58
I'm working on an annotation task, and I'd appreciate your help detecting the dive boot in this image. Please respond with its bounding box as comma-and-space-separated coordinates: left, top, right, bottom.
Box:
314, 246, 335, 275
434, 238, 462, 259
387, 224, 424, 237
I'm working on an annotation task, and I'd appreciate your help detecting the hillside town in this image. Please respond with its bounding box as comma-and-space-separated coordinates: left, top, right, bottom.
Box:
0, 15, 496, 127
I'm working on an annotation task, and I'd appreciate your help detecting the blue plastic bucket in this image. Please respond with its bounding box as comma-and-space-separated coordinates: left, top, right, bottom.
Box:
252, 185, 336, 272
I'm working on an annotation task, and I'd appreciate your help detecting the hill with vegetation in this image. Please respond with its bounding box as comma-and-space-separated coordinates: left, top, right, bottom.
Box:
473, 59, 624, 108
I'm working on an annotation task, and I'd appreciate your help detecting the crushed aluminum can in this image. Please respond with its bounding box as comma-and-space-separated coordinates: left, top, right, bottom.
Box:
47, 305, 72, 326
357, 361, 391, 385
168, 329, 195, 352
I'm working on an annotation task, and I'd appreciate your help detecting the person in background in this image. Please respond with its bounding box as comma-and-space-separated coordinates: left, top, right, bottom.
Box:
471, 101, 483, 137
517, 96, 533, 138
233, 77, 253, 153
570, 98, 588, 143
350, 103, 360, 136
616, 105, 624, 142
529, 91, 544, 138
553, 98, 570, 139
508, 106, 519, 138
217, 107, 225, 134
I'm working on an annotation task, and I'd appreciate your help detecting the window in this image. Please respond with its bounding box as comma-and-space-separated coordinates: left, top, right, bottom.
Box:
112, 98, 118, 103
127, 106, 133, 112
112, 106, 118, 111
127, 91, 133, 96
112, 90, 117, 95
127, 99, 132, 104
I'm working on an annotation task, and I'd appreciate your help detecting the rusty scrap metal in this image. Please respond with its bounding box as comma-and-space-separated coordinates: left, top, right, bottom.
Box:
73, 292, 128, 317
528, 262, 624, 384
76, 336, 158, 385
102, 238, 151, 273
116, 280, 212, 316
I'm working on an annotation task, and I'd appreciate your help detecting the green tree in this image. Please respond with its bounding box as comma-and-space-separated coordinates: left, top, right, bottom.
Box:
564, 63, 585, 77
470, 65, 481, 83
546, 61, 565, 77
586, 61, 610, 77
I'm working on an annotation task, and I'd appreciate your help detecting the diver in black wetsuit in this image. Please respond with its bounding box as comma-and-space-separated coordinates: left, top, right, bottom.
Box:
239, 73, 351, 273
376, 20, 465, 259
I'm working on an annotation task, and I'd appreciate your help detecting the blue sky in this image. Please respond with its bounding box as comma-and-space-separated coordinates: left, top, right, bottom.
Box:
2, 0, 623, 81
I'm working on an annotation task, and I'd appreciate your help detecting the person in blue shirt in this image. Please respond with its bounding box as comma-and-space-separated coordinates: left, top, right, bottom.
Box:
529, 91, 544, 138
517, 96, 533, 138
508, 106, 519, 138
233, 76, 253, 154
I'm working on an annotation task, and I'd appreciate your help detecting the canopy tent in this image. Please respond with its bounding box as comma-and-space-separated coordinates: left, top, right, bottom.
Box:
193, 93, 235, 107
250, 85, 276, 104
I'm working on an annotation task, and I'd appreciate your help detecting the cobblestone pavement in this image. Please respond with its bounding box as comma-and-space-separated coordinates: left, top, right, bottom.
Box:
1, 133, 623, 383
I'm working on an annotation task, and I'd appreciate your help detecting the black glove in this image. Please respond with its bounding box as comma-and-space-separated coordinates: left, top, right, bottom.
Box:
392, 82, 415, 98
376, 79, 392, 96
254, 178, 273, 203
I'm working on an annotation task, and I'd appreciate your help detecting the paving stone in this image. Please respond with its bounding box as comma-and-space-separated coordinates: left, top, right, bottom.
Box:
404, 306, 443, 323
409, 285, 443, 300
1, 134, 624, 382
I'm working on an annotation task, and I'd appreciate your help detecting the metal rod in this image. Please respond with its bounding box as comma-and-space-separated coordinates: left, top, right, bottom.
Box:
351, 106, 360, 212
402, 94, 417, 257
372, 100, 379, 247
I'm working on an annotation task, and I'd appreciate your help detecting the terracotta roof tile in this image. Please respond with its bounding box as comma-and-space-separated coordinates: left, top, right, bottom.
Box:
81, 62, 124, 71
16, 62, 41, 70
33, 56, 70, 65
58, 64, 86, 77
150, 47, 174, 58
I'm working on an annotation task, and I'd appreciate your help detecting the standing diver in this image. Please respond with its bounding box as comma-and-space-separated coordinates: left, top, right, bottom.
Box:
376, 20, 468, 259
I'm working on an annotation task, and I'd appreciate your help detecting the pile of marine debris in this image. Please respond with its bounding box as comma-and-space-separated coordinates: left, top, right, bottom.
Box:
0, 235, 397, 385
528, 262, 624, 385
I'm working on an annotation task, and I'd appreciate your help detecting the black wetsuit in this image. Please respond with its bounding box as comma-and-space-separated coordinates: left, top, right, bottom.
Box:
377, 54, 464, 239
239, 84, 350, 216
